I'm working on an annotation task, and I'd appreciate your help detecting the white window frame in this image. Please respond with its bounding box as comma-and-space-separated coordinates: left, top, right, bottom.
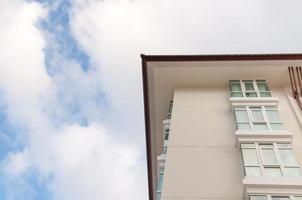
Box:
241, 142, 301, 177
234, 106, 284, 131
230, 80, 271, 98
156, 167, 165, 200
250, 194, 302, 200
167, 100, 173, 119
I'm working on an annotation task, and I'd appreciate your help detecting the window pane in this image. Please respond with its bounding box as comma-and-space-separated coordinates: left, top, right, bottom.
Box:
260, 92, 272, 97
257, 82, 270, 91
284, 167, 301, 177
252, 110, 265, 122
250, 196, 268, 200
241, 143, 255, 148
168, 101, 173, 113
235, 110, 249, 122
163, 146, 167, 154
264, 167, 282, 177
277, 143, 291, 148
279, 149, 298, 166
246, 92, 257, 97
158, 173, 164, 190
164, 132, 169, 140
234, 106, 246, 110
231, 92, 244, 97
245, 82, 255, 91
266, 110, 282, 123
261, 149, 278, 165
270, 123, 285, 130
259, 144, 274, 148
245, 167, 261, 176
271, 197, 290, 200
237, 123, 251, 130
242, 149, 259, 165
230, 82, 242, 91
254, 123, 268, 130
156, 191, 161, 200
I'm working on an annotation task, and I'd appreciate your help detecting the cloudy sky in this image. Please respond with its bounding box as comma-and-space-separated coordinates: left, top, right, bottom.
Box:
1, 0, 302, 199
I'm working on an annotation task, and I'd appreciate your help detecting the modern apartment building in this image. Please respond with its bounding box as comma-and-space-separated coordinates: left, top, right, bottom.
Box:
141, 54, 302, 200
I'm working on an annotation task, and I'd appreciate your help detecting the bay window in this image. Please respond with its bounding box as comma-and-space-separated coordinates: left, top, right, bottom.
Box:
241, 143, 301, 177
230, 80, 271, 97
234, 106, 284, 131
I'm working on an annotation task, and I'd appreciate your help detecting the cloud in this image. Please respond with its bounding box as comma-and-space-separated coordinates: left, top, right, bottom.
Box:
69, 0, 302, 148
49, 124, 146, 200
3, 149, 31, 177
0, 0, 147, 200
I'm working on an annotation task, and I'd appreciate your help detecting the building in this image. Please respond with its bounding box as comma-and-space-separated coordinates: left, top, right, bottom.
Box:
141, 54, 302, 200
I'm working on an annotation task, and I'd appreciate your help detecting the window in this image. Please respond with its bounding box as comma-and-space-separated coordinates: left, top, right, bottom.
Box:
250, 195, 302, 200
230, 80, 271, 97
234, 106, 284, 131
156, 168, 165, 200
241, 143, 301, 177
167, 100, 173, 119
162, 125, 170, 155
162, 140, 168, 154
164, 127, 170, 140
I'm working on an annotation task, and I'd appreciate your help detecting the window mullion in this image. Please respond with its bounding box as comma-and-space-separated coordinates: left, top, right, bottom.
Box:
246, 106, 254, 130
255, 143, 264, 175
254, 80, 260, 97
273, 143, 284, 176
262, 106, 271, 130
240, 80, 246, 97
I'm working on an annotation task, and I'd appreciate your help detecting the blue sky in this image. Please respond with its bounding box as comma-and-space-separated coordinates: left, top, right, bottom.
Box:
1, 0, 302, 199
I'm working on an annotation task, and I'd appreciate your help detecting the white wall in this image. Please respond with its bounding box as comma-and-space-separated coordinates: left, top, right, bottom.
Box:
161, 85, 302, 200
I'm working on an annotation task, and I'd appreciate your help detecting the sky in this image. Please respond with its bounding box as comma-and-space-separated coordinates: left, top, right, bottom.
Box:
1, 0, 302, 199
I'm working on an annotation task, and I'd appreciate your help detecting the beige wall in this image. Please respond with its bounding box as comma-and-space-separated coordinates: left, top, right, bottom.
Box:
160, 85, 302, 200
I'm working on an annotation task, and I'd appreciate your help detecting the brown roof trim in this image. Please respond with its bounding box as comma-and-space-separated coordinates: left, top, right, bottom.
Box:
141, 53, 302, 200
141, 53, 302, 62
141, 55, 154, 200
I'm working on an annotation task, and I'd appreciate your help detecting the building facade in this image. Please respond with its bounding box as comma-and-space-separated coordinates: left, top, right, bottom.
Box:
142, 54, 302, 200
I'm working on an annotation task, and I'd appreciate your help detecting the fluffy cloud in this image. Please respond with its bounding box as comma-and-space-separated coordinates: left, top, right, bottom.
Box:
49, 124, 146, 200
69, 0, 302, 147
0, 1, 147, 200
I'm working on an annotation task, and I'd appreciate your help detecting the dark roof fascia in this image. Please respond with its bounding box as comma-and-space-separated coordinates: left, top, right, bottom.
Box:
141, 53, 302, 200
141, 53, 302, 62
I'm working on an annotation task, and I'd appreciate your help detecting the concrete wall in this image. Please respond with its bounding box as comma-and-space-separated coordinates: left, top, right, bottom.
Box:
160, 85, 302, 200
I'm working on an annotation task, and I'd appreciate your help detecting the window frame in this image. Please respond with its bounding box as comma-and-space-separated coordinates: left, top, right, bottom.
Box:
234, 106, 284, 131
230, 80, 272, 98
241, 142, 301, 177
250, 194, 302, 200
156, 167, 165, 200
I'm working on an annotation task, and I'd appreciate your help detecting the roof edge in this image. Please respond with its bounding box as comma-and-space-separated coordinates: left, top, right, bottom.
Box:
141, 53, 302, 62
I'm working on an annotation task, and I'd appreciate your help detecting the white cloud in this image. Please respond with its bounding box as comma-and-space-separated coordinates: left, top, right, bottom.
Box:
0, 1, 147, 200
69, 0, 302, 147
49, 124, 146, 200
3, 149, 31, 177
0, 0, 50, 130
